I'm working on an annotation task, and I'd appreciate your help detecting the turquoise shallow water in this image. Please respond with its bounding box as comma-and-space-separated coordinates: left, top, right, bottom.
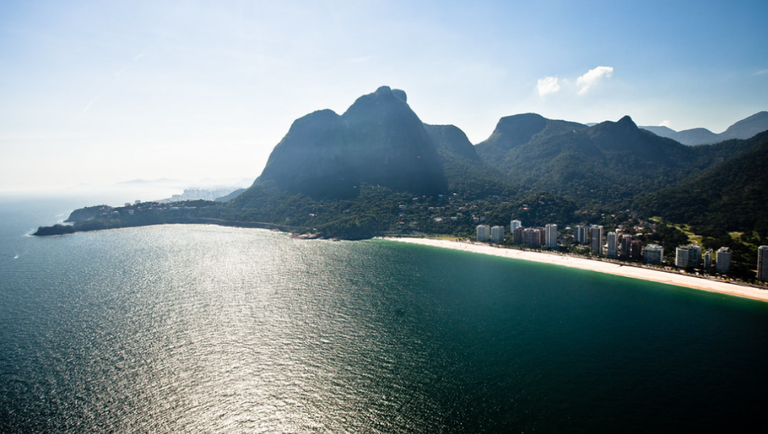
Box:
1, 197, 767, 432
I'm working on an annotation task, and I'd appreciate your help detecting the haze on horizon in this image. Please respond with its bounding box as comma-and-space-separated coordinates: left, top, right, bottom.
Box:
1, 0, 766, 193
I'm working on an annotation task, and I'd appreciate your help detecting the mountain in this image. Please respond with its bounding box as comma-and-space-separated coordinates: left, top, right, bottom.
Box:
423, 124, 515, 198
719, 111, 768, 141
637, 130, 768, 235
641, 126, 718, 146
476, 114, 760, 206
225, 86, 523, 239
475, 113, 587, 163
640, 111, 768, 145
424, 123, 480, 161
256, 86, 446, 198
36, 86, 765, 244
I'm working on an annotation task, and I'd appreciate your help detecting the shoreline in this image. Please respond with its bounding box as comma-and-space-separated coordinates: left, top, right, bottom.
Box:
384, 237, 768, 303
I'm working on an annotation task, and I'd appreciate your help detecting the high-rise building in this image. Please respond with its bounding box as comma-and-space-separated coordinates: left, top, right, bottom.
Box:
716, 247, 731, 274
476, 225, 490, 242
757, 246, 768, 281
574, 225, 587, 244
513, 226, 524, 244
607, 232, 618, 258
545, 224, 558, 250
644, 244, 664, 264
620, 234, 633, 260
675, 245, 702, 268
491, 225, 505, 243
510, 219, 522, 233
590, 225, 603, 255
523, 228, 543, 247
631, 240, 643, 261
703, 249, 713, 270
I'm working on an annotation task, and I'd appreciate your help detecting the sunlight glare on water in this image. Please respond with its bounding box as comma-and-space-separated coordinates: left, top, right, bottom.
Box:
1, 217, 767, 432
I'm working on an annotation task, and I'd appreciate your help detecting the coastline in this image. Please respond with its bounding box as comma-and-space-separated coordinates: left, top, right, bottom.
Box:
33, 217, 308, 237
384, 237, 768, 303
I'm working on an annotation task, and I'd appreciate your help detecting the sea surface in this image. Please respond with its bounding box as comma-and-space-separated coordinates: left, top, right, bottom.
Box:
1, 195, 767, 433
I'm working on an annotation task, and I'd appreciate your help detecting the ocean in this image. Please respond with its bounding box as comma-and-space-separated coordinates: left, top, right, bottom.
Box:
1, 195, 767, 433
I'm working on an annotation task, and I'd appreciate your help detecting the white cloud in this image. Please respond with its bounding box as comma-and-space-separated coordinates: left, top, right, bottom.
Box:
755, 69, 768, 76
576, 66, 614, 94
659, 120, 672, 127
134, 53, 146, 61
536, 76, 560, 96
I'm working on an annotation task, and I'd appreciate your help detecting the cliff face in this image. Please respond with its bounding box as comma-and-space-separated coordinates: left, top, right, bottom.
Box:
257, 86, 447, 198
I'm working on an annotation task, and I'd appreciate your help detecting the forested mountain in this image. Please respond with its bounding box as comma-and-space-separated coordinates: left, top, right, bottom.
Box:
40, 86, 766, 244
475, 113, 587, 163
637, 131, 768, 235
475, 114, 760, 206
424, 124, 515, 198
640, 111, 768, 145
226, 87, 523, 238
236, 90, 765, 237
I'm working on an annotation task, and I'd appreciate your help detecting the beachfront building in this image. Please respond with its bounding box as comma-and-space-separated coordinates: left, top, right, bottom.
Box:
590, 225, 603, 256
757, 246, 768, 281
620, 234, 632, 260
476, 225, 490, 242
523, 228, 543, 248
716, 247, 731, 274
545, 224, 558, 250
703, 249, 714, 270
513, 226, 524, 244
630, 240, 643, 261
510, 219, 522, 233
574, 225, 587, 244
491, 225, 505, 243
675, 244, 702, 268
644, 244, 664, 264
607, 232, 618, 258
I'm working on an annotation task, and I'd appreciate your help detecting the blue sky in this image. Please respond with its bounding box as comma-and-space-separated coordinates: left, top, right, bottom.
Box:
1, 0, 767, 192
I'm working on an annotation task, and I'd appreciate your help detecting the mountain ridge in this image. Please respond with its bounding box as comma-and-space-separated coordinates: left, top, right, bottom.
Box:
640, 111, 768, 145
34, 86, 768, 249
474, 113, 761, 206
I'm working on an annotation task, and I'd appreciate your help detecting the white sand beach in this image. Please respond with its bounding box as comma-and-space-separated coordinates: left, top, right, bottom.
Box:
385, 237, 768, 303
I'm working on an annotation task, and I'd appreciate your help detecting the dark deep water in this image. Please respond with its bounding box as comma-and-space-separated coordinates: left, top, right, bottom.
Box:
1, 196, 767, 432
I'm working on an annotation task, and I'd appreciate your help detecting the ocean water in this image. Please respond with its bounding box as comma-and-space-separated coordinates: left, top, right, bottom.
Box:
1, 196, 767, 433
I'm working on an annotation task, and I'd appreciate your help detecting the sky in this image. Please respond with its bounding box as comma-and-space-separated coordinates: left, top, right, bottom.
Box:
1, 0, 767, 193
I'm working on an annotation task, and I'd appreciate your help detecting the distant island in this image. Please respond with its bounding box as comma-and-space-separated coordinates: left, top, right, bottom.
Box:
35, 86, 768, 285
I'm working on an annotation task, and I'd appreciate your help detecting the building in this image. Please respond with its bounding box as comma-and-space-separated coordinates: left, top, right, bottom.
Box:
716, 247, 731, 274
606, 232, 618, 258
523, 228, 543, 247
703, 249, 713, 270
644, 244, 664, 264
510, 219, 522, 233
630, 240, 643, 261
574, 225, 587, 244
513, 226, 524, 244
758, 246, 768, 281
491, 225, 505, 243
675, 244, 702, 268
545, 224, 558, 250
590, 225, 603, 255
476, 225, 490, 242
620, 234, 633, 260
